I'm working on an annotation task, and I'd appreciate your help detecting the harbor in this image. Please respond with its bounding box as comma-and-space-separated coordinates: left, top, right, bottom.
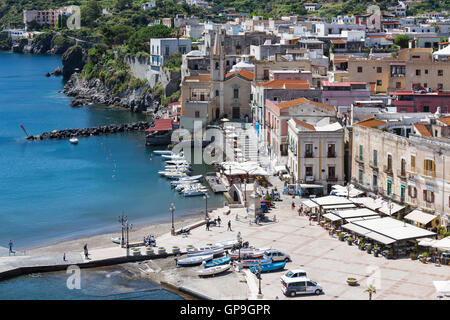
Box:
1, 180, 448, 300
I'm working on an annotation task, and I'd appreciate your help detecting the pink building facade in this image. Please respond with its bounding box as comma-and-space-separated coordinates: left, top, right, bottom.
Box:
322, 81, 370, 107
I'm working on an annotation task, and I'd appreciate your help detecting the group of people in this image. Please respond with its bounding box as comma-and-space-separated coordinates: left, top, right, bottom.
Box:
144, 235, 156, 246
205, 216, 232, 231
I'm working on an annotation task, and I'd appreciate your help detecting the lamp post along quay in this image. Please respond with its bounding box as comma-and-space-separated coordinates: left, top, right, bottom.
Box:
237, 231, 243, 262
170, 203, 176, 235
118, 211, 128, 248
204, 193, 209, 220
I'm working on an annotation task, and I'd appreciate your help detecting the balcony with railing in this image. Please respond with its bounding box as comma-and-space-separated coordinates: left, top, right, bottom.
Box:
305, 152, 314, 158
327, 176, 338, 182
383, 165, 393, 175
305, 175, 315, 182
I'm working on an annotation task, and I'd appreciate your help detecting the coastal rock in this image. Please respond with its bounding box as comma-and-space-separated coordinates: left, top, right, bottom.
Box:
62, 74, 156, 112
30, 32, 53, 54
62, 45, 87, 78
52, 66, 62, 76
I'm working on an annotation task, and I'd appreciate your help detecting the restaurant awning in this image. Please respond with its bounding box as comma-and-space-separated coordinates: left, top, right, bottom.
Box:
323, 213, 342, 222
404, 210, 438, 225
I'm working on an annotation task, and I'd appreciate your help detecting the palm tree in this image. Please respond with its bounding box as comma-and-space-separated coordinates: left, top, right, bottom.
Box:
365, 285, 377, 300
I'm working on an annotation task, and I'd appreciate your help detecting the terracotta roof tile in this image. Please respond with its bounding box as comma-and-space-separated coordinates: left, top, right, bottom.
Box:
184, 74, 211, 82
355, 118, 387, 128
275, 97, 335, 112
414, 124, 432, 137
438, 117, 450, 125
292, 119, 316, 131
225, 69, 254, 80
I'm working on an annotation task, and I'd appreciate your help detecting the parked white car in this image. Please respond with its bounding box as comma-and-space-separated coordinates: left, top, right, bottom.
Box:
280, 269, 307, 284
281, 277, 323, 297
264, 249, 290, 262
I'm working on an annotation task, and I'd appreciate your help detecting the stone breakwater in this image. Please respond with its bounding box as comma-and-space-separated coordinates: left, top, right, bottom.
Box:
26, 121, 151, 141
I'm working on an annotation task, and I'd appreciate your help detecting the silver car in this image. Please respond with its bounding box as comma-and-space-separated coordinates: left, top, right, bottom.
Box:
264, 249, 291, 262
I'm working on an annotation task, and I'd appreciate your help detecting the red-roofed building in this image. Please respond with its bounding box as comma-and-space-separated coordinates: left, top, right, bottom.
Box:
251, 79, 322, 142
264, 97, 337, 159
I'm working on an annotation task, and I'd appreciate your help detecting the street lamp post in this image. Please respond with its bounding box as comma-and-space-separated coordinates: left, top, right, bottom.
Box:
170, 203, 176, 235
203, 194, 209, 220
237, 231, 242, 262
118, 211, 128, 248
125, 222, 133, 256
257, 261, 262, 295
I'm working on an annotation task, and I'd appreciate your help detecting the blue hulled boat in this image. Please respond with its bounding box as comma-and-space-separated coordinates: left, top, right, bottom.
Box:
249, 261, 286, 273
204, 256, 231, 268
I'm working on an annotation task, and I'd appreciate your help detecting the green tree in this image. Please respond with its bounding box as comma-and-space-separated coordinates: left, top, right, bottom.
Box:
81, 0, 102, 27
101, 24, 134, 46
115, 0, 133, 10
127, 24, 173, 54
394, 34, 410, 49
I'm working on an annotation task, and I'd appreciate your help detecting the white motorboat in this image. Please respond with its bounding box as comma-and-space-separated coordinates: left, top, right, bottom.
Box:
161, 154, 184, 160
197, 264, 231, 277
165, 159, 189, 165
153, 150, 174, 155
170, 179, 199, 187
161, 167, 190, 173
69, 138, 79, 144
214, 239, 239, 249
111, 237, 123, 244
164, 172, 189, 179
187, 245, 224, 258
165, 164, 190, 170
177, 254, 213, 267
183, 188, 208, 197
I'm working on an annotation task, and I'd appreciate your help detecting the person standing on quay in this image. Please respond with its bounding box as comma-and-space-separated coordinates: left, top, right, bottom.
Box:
83, 244, 89, 260
227, 220, 232, 231
8, 240, 14, 256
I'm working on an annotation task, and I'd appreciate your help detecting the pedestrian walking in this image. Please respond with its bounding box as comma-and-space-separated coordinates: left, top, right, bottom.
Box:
227, 220, 232, 231
217, 216, 221, 227
83, 244, 89, 260
291, 201, 295, 210
206, 220, 210, 231
8, 240, 13, 255
309, 215, 312, 226
63, 253, 66, 262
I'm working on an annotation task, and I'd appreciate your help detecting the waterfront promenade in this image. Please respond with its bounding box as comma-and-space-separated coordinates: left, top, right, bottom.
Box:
0, 177, 448, 299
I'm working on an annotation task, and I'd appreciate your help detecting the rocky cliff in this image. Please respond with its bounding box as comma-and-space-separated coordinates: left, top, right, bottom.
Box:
62, 45, 87, 78
62, 74, 157, 112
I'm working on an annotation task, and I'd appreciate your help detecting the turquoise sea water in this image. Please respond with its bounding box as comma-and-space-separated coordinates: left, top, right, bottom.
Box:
0, 266, 184, 300
0, 52, 223, 249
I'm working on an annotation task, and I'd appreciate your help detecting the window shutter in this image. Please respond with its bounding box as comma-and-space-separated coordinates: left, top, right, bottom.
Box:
408, 186, 411, 197
423, 190, 427, 201
414, 187, 417, 198
431, 192, 434, 203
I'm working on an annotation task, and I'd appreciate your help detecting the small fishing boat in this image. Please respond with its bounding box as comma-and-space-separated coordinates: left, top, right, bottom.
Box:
183, 188, 208, 197
249, 261, 286, 273
69, 138, 79, 144
214, 239, 239, 249
229, 249, 265, 260
197, 264, 231, 277
236, 258, 272, 268
177, 254, 213, 267
204, 256, 231, 268
161, 154, 184, 160
153, 150, 174, 155
111, 237, 123, 244
165, 159, 189, 165
187, 245, 224, 258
